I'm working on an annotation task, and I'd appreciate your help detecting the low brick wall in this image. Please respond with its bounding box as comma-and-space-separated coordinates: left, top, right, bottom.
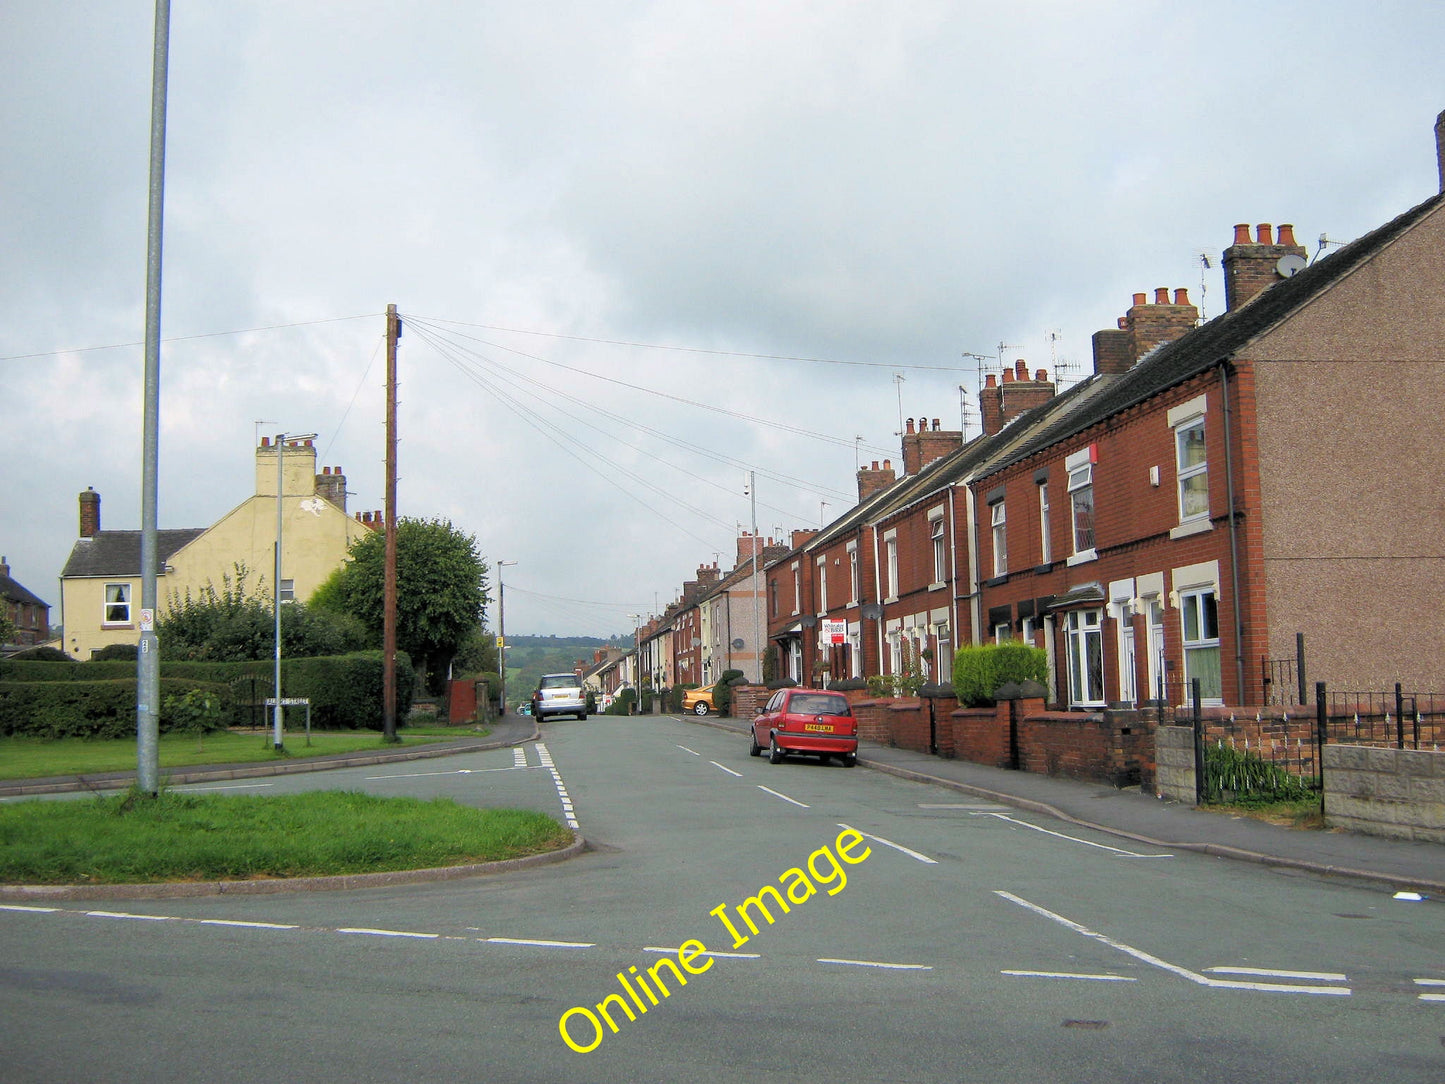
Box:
949, 706, 1009, 768
1323, 744, 1445, 843
730, 684, 770, 722
852, 699, 892, 744
887, 698, 929, 753
1155, 725, 1197, 806
1018, 709, 1145, 787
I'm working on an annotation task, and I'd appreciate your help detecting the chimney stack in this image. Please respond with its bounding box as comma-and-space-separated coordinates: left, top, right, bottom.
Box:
901, 415, 963, 475
1222, 223, 1307, 310
857, 459, 897, 502
315, 465, 348, 512
79, 487, 101, 538
1124, 287, 1200, 362
979, 364, 1056, 436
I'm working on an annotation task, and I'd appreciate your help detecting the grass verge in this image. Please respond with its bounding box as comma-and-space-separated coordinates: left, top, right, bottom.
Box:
0, 790, 573, 884
1201, 796, 1325, 830
0, 728, 484, 781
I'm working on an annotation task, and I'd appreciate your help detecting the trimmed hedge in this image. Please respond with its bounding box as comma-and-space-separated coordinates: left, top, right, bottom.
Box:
951, 642, 1049, 706
0, 651, 415, 736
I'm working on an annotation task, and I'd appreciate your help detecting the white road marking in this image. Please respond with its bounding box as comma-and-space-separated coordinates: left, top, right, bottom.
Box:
336, 927, 439, 939
1207, 967, 1347, 982
513, 748, 528, 768
197, 919, 300, 930
918, 803, 1009, 810
1419, 994, 1445, 1003
643, 946, 761, 959
836, 822, 937, 864
1002, 970, 1137, 982
485, 937, 594, 949
365, 766, 534, 780
535, 742, 579, 829
0, 905, 59, 913
995, 891, 1351, 996
710, 761, 743, 777
758, 785, 809, 808
818, 957, 932, 971
676, 745, 701, 756
1415, 978, 1445, 986
185, 783, 275, 791
1415, 979, 1445, 1001
86, 910, 170, 921
972, 812, 1171, 859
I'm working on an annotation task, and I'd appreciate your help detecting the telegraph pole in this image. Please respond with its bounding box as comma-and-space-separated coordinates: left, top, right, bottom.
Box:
750, 471, 762, 684
382, 304, 400, 742
136, 0, 171, 795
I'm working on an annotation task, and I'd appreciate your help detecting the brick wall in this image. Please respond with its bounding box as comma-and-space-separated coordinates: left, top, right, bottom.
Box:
1323, 745, 1445, 843
948, 705, 1010, 767
853, 699, 892, 744
1018, 708, 1146, 787
730, 684, 770, 721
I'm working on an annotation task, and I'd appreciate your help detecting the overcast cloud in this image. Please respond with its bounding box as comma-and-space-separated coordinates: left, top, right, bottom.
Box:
4, 2, 1443, 638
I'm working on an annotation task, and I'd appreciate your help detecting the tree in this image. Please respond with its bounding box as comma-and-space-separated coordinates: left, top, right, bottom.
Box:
311, 517, 489, 695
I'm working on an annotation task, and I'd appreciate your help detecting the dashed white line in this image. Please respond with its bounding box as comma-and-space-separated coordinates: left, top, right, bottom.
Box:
1207, 967, 1346, 982
758, 785, 809, 808
184, 783, 275, 791
535, 741, 579, 829
336, 927, 439, 939
972, 812, 1171, 859
1003, 970, 1137, 982
836, 822, 937, 864
710, 761, 743, 778
995, 891, 1351, 996
643, 946, 761, 960
0, 905, 58, 914
485, 937, 594, 949
676, 745, 701, 756
86, 910, 170, 922
1414, 979, 1445, 1002
196, 919, 300, 930
818, 957, 932, 971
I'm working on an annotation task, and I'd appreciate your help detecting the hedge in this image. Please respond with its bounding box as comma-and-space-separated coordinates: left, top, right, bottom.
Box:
0, 651, 415, 736
951, 642, 1049, 706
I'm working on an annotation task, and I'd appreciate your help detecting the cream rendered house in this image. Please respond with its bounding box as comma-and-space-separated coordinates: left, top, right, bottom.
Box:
60, 438, 378, 660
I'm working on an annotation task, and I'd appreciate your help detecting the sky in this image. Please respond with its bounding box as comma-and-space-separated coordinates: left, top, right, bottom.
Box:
4, 2, 1443, 639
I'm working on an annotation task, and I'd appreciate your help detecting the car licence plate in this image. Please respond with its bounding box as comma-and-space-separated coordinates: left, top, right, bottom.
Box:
804, 723, 832, 733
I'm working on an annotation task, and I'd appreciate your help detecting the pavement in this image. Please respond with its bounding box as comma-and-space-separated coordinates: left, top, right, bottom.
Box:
4, 711, 1441, 896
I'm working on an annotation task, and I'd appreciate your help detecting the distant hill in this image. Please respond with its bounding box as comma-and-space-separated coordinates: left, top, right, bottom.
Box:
502, 633, 634, 703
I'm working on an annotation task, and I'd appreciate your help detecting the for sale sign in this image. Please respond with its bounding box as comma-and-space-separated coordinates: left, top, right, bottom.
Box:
820, 619, 847, 645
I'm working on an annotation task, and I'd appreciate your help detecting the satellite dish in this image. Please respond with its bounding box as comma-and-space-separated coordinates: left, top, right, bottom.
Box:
860, 602, 884, 621
1276, 253, 1307, 278
731, 638, 745, 650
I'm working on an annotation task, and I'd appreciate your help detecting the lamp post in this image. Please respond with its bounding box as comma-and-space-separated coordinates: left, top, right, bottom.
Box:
273, 432, 316, 750
629, 613, 641, 712
496, 561, 516, 715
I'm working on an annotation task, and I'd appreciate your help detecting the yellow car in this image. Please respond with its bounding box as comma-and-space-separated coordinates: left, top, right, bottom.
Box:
682, 683, 721, 716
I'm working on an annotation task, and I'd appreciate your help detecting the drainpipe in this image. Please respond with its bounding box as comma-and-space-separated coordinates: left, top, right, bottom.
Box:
872, 522, 886, 673
947, 482, 960, 666
964, 482, 982, 646
1220, 361, 1246, 705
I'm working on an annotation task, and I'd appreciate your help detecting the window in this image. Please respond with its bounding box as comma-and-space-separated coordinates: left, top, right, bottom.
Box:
279, 578, 296, 604
816, 556, 827, 615
885, 531, 899, 600
847, 542, 860, 604
1180, 588, 1222, 701
1063, 450, 1092, 563
1038, 482, 1052, 565
930, 515, 947, 586
791, 562, 801, 615
103, 583, 131, 625
993, 622, 1011, 644
990, 501, 1008, 577
1176, 418, 1209, 522
1065, 609, 1104, 706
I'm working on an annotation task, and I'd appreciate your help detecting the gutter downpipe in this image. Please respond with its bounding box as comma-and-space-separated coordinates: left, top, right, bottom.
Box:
964, 480, 982, 646
871, 522, 886, 674
1221, 361, 1246, 705
947, 482, 960, 664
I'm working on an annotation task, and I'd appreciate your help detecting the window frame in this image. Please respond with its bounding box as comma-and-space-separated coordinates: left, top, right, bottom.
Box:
990, 500, 1008, 577
1179, 586, 1222, 703
1064, 608, 1105, 707
816, 555, 828, 616
1065, 446, 1097, 564
884, 530, 899, 602
929, 512, 947, 588
1038, 481, 1052, 565
103, 582, 132, 626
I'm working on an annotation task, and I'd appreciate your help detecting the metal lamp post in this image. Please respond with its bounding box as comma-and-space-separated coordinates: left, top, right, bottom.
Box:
272, 432, 316, 749
497, 560, 516, 714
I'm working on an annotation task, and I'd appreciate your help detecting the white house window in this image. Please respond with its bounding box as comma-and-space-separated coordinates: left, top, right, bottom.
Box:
1180, 588, 1222, 701
847, 542, 860, 604
885, 531, 899, 601
1038, 482, 1052, 565
279, 578, 296, 604
990, 501, 1008, 577
103, 583, 132, 624
1065, 609, 1104, 707
816, 556, 827, 615
791, 562, 801, 615
1176, 418, 1209, 522
1067, 458, 1095, 561
930, 515, 947, 586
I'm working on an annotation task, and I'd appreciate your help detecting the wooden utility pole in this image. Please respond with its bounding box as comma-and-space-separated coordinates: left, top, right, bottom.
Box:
383, 304, 400, 741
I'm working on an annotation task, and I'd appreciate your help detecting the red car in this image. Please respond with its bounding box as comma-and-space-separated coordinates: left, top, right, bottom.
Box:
750, 687, 858, 767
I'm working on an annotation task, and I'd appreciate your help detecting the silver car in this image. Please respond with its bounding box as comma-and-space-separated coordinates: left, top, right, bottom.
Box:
532, 673, 588, 721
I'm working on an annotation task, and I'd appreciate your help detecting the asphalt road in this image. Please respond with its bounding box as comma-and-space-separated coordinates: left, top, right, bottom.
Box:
3, 715, 1443, 1082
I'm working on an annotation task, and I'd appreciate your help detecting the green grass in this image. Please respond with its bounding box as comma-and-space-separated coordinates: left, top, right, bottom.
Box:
0, 790, 573, 884
0, 727, 484, 781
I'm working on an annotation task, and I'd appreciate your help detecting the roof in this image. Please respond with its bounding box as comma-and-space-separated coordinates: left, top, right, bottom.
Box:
0, 572, 48, 608
60, 529, 207, 579
989, 190, 1445, 475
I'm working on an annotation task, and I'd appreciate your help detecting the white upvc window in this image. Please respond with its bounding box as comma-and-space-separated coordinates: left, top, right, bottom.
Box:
791, 562, 801, 615
1065, 609, 1105, 707
816, 556, 828, 615
884, 530, 899, 601
103, 583, 132, 625
847, 542, 860, 604
1066, 446, 1097, 563
1038, 482, 1052, 565
990, 501, 1008, 577
1176, 418, 1209, 522
1180, 587, 1222, 702
930, 513, 947, 587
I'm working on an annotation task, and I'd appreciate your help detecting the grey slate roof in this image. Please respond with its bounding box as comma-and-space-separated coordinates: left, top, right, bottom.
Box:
0, 572, 48, 608
987, 190, 1445, 476
60, 529, 206, 579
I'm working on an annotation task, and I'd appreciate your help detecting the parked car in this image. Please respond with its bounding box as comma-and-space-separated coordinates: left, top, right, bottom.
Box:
532, 673, 588, 721
682, 683, 721, 716
750, 687, 858, 766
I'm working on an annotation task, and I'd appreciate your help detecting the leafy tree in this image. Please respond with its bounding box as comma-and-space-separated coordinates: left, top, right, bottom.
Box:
158, 564, 367, 662
0, 612, 15, 646
310, 518, 489, 695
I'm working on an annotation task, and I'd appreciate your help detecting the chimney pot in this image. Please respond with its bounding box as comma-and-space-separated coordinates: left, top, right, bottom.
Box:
932, 418, 940, 431
1132, 292, 1147, 307
905, 417, 915, 434
1154, 287, 1170, 305
1174, 288, 1190, 306
1014, 359, 1027, 380
882, 459, 891, 470
1256, 223, 1273, 244
984, 373, 997, 387
261, 436, 270, 447
1233, 223, 1252, 245
1035, 368, 1048, 382
1001, 367, 1014, 383
871, 461, 879, 470
1117, 316, 1127, 329
1276, 224, 1296, 247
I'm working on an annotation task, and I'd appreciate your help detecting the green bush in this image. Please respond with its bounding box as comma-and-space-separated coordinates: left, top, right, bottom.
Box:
951, 642, 1049, 706
276, 651, 417, 730
713, 669, 745, 716
605, 687, 637, 716
91, 644, 138, 662
670, 685, 692, 712
1202, 742, 1315, 804
0, 679, 237, 739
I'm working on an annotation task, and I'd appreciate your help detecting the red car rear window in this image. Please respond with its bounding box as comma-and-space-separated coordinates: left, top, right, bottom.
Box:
786, 693, 850, 716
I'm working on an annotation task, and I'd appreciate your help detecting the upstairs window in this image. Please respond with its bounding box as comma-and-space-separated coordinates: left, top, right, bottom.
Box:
816, 556, 828, 615
847, 542, 860, 604
885, 531, 899, 600
103, 583, 131, 625
1068, 462, 1095, 556
930, 515, 947, 586
1176, 418, 1209, 522
1038, 482, 1052, 565
990, 501, 1008, 577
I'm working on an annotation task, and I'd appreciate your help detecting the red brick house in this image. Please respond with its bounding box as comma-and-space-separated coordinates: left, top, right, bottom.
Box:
1, 557, 51, 650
